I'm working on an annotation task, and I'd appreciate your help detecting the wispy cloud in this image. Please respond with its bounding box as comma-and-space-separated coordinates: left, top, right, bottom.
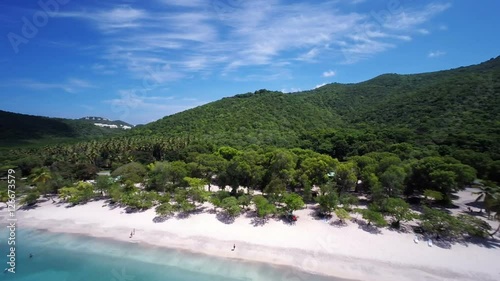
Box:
53, 1, 450, 82
281, 87, 302, 93
382, 3, 451, 31
322, 70, 336, 77
58, 6, 147, 32
428, 50, 446, 58
15, 78, 94, 93
105, 91, 204, 124
315, 83, 328, 89
417, 29, 430, 35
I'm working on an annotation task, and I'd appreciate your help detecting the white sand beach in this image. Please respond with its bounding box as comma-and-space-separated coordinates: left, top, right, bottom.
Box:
8, 188, 500, 281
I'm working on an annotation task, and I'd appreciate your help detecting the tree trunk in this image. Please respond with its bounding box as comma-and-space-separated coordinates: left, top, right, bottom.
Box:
489, 224, 500, 237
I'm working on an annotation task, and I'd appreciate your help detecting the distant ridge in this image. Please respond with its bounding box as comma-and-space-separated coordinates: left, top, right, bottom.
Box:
79, 116, 133, 129
0, 111, 128, 146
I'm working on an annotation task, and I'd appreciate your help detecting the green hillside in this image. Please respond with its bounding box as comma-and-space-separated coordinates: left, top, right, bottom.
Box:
133, 89, 343, 147
2, 57, 498, 183
0, 110, 127, 147
134, 57, 500, 150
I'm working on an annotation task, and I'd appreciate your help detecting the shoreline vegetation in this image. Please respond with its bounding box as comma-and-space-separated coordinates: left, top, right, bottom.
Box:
1, 143, 500, 281
7, 185, 500, 281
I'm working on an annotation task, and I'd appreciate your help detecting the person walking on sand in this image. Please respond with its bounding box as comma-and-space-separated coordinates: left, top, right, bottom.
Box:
232, 244, 236, 251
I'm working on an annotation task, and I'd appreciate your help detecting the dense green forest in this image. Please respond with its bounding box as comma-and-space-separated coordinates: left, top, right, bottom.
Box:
137, 57, 499, 150
1, 57, 499, 240
0, 110, 128, 146
129, 56, 500, 183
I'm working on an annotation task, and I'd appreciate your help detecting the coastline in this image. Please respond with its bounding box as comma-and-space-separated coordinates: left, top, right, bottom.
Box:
7, 199, 500, 281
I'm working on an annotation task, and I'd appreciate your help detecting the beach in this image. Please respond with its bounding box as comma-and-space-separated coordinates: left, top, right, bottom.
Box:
7, 189, 500, 281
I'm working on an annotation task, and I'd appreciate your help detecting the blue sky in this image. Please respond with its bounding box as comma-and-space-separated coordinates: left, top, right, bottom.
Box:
1, 0, 499, 125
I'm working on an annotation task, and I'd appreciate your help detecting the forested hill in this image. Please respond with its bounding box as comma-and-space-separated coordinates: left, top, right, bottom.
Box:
0, 110, 127, 146
133, 56, 500, 150
133, 89, 344, 147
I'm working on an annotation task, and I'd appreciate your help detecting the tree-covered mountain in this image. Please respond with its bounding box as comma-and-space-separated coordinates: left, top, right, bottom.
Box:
2, 57, 499, 183
125, 57, 499, 181
0, 111, 128, 146
133, 57, 499, 150
132, 89, 344, 147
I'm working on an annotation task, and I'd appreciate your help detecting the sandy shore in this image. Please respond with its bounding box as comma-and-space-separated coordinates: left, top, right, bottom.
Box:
5, 189, 500, 281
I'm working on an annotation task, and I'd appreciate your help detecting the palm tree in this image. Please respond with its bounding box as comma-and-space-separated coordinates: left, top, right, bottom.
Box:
30, 167, 53, 202
472, 181, 500, 218
487, 198, 500, 236
0, 190, 9, 207
30, 167, 52, 185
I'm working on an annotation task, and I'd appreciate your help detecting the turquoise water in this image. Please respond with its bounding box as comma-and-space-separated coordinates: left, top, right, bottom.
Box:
0, 228, 343, 281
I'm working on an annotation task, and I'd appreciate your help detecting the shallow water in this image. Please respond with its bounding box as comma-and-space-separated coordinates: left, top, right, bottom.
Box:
0, 228, 344, 281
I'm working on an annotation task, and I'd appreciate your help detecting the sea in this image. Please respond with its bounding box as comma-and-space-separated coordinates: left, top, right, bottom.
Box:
0, 228, 344, 281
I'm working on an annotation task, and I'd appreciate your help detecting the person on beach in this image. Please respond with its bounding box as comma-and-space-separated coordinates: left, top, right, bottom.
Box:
232, 244, 235, 251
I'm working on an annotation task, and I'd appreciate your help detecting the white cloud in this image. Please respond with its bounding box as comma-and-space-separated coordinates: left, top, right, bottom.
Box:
15, 78, 95, 93
297, 47, 320, 62
91, 63, 116, 75
105, 92, 204, 124
322, 70, 336, 77
382, 3, 451, 31
281, 88, 302, 93
315, 83, 328, 89
417, 29, 430, 35
161, 0, 206, 7
438, 24, 448, 31
58, 6, 147, 32
55, 1, 451, 81
428, 50, 446, 58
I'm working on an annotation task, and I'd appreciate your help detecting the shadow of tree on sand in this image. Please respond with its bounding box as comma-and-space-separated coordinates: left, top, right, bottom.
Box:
216, 212, 236, 224
308, 205, 332, 221
241, 210, 271, 226
354, 219, 383, 235
175, 206, 208, 219
19, 203, 40, 211
387, 223, 413, 234
459, 237, 500, 249
330, 219, 348, 228
152, 215, 173, 223
250, 216, 269, 226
